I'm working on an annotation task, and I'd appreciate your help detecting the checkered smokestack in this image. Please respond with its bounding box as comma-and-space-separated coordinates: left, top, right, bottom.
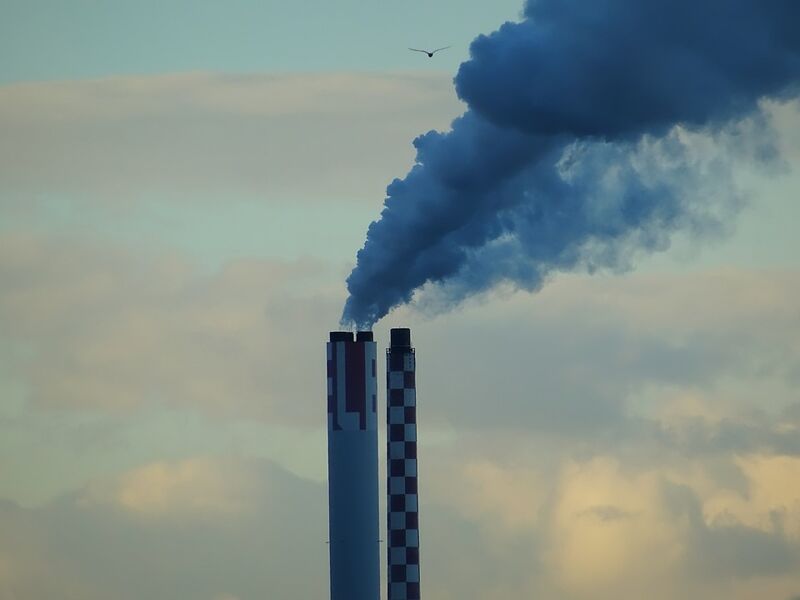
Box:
386, 328, 421, 600
326, 331, 380, 600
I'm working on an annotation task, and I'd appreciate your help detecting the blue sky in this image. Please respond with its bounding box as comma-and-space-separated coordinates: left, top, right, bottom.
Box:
2, 2, 800, 599
0, 0, 523, 82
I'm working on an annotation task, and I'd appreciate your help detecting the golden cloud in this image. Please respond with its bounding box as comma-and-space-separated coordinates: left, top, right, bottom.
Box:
80, 458, 264, 517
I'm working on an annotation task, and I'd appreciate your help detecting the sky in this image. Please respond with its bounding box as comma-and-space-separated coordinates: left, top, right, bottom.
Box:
1, 1, 800, 599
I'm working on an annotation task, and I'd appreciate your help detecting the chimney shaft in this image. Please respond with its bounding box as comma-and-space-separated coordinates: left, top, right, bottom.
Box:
386, 328, 421, 600
326, 331, 380, 600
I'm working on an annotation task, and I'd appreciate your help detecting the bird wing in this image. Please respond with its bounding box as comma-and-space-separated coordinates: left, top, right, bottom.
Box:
408, 48, 429, 53
431, 46, 451, 54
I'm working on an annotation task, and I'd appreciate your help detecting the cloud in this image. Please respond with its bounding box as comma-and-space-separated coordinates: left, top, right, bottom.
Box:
0, 71, 462, 202
80, 458, 263, 517
420, 433, 800, 600
0, 231, 340, 422
0, 458, 328, 600
546, 457, 684, 596
2, 445, 800, 599
447, 459, 544, 532
408, 267, 800, 442
2, 228, 799, 598
3, 227, 799, 443
702, 455, 800, 540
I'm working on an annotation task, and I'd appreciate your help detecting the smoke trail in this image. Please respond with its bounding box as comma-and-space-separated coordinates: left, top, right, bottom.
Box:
342, 0, 800, 328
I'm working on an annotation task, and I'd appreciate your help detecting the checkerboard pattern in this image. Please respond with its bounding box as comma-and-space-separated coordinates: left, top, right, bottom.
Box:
387, 348, 420, 600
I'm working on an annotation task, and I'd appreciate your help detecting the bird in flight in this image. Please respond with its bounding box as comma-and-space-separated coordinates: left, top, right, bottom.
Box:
409, 46, 451, 58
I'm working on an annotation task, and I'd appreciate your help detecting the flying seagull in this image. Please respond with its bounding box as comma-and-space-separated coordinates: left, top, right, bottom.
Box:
409, 46, 451, 58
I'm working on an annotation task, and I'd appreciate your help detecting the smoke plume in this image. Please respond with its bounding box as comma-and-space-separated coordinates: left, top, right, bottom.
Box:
342, 0, 800, 328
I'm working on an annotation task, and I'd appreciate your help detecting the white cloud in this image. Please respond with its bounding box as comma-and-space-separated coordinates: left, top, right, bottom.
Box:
2, 431, 800, 599
0, 231, 339, 421
424, 445, 800, 600
3, 227, 800, 436
441, 459, 544, 533
80, 458, 262, 517
0, 71, 462, 202
0, 458, 328, 600
703, 454, 800, 540
545, 457, 685, 597
2, 216, 800, 598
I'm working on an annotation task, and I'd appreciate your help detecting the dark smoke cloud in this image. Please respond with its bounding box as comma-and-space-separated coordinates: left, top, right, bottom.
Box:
342, 0, 800, 328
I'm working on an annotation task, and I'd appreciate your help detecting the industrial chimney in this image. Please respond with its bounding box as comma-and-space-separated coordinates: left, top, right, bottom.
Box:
326, 331, 380, 600
386, 328, 421, 600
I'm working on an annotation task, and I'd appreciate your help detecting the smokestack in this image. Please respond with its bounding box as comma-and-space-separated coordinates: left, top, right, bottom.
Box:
386, 328, 421, 600
326, 331, 380, 600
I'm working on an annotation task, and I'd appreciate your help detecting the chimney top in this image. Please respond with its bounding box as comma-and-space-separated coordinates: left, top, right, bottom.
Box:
329, 331, 353, 342
390, 328, 412, 349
